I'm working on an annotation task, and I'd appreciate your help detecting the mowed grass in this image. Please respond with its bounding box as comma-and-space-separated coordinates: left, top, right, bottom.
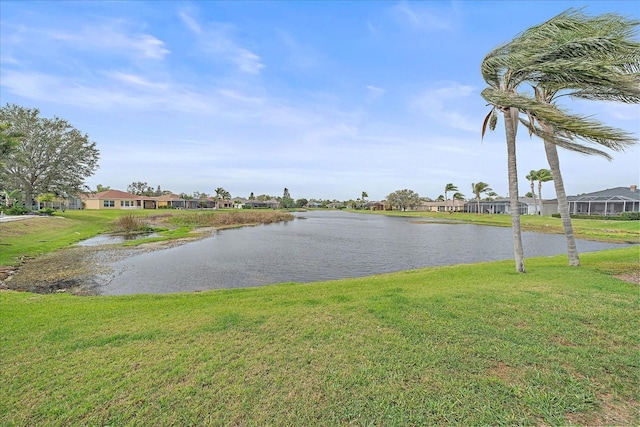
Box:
363, 210, 640, 244
1, 247, 638, 426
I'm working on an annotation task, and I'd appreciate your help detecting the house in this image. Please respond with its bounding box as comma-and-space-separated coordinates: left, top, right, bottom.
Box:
232, 197, 248, 209
364, 201, 385, 211
214, 199, 233, 209
564, 185, 640, 216
327, 202, 344, 209
82, 190, 157, 209
463, 198, 528, 214
244, 199, 280, 209
416, 200, 465, 212
154, 193, 197, 209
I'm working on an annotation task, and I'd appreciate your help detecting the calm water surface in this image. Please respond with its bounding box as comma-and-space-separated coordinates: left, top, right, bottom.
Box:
99, 210, 628, 295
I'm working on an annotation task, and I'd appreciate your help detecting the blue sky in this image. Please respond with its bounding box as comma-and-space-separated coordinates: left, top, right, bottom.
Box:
1, 1, 638, 201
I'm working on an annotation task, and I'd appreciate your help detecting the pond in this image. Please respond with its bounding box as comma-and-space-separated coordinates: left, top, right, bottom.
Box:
96, 210, 629, 295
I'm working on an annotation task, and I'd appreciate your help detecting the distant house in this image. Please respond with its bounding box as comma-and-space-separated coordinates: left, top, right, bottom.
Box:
564, 185, 639, 216
416, 200, 465, 212
232, 197, 248, 209
327, 202, 344, 209
364, 201, 385, 211
82, 190, 157, 210
244, 199, 280, 209
463, 198, 528, 215
154, 193, 196, 209
214, 199, 233, 209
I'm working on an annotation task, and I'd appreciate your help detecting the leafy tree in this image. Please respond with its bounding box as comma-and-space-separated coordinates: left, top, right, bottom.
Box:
95, 184, 111, 192
471, 182, 492, 214
386, 189, 421, 211
444, 183, 458, 212
192, 191, 209, 199
280, 188, 294, 209
1, 189, 22, 207
36, 192, 56, 209
483, 9, 639, 267
525, 191, 534, 198
0, 123, 23, 168
249, 192, 255, 200
0, 104, 99, 211
295, 198, 308, 208
127, 181, 152, 195
214, 187, 231, 200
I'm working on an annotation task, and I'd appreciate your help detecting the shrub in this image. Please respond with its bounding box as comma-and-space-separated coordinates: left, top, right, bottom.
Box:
38, 208, 56, 216
4, 206, 29, 215
112, 214, 153, 233
620, 211, 640, 220
551, 212, 639, 221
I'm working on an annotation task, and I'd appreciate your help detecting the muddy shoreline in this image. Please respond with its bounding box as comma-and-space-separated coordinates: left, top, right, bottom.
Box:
0, 235, 209, 295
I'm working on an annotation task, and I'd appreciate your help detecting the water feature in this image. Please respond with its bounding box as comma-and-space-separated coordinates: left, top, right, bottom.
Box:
99, 210, 629, 295
77, 232, 160, 246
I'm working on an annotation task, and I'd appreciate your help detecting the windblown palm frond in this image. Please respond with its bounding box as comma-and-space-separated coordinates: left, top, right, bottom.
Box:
482, 87, 636, 152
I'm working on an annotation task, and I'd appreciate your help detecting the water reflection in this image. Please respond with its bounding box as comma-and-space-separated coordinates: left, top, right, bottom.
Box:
77, 232, 159, 246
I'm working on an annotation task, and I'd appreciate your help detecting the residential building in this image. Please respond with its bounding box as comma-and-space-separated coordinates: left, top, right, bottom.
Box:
565, 185, 639, 216
82, 190, 157, 209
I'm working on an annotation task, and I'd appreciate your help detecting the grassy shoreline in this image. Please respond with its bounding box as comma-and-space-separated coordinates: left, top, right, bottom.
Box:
349, 209, 640, 244
1, 246, 638, 425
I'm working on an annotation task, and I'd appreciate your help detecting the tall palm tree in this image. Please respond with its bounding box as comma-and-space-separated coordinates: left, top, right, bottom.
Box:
471, 182, 492, 214
535, 169, 553, 214
525, 170, 539, 215
515, 11, 638, 265
482, 9, 639, 269
444, 183, 458, 212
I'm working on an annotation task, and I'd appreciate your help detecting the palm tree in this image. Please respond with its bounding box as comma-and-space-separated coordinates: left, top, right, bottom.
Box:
525, 170, 539, 215
481, 9, 639, 269
444, 183, 458, 212
535, 169, 553, 214
471, 182, 492, 214
515, 11, 638, 265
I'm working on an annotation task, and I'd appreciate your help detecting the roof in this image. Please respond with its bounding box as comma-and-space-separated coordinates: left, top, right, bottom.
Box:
83, 190, 145, 200
154, 193, 184, 201
568, 186, 640, 202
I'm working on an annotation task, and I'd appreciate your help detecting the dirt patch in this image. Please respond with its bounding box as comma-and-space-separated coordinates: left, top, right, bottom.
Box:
1, 235, 207, 295
564, 394, 638, 426
614, 271, 639, 285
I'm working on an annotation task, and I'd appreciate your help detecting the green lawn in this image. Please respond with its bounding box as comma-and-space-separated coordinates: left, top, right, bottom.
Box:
358, 210, 640, 243
1, 247, 638, 426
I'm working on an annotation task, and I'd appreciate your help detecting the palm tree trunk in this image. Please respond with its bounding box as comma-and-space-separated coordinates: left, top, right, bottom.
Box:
530, 180, 538, 215
543, 138, 580, 266
537, 181, 543, 215
504, 108, 525, 273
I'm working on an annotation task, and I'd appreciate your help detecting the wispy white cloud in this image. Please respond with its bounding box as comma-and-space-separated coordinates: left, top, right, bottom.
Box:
390, 1, 454, 31
366, 85, 386, 101
178, 10, 202, 35
106, 71, 169, 91
180, 13, 264, 75
411, 82, 477, 132
2, 20, 169, 60
47, 24, 169, 59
